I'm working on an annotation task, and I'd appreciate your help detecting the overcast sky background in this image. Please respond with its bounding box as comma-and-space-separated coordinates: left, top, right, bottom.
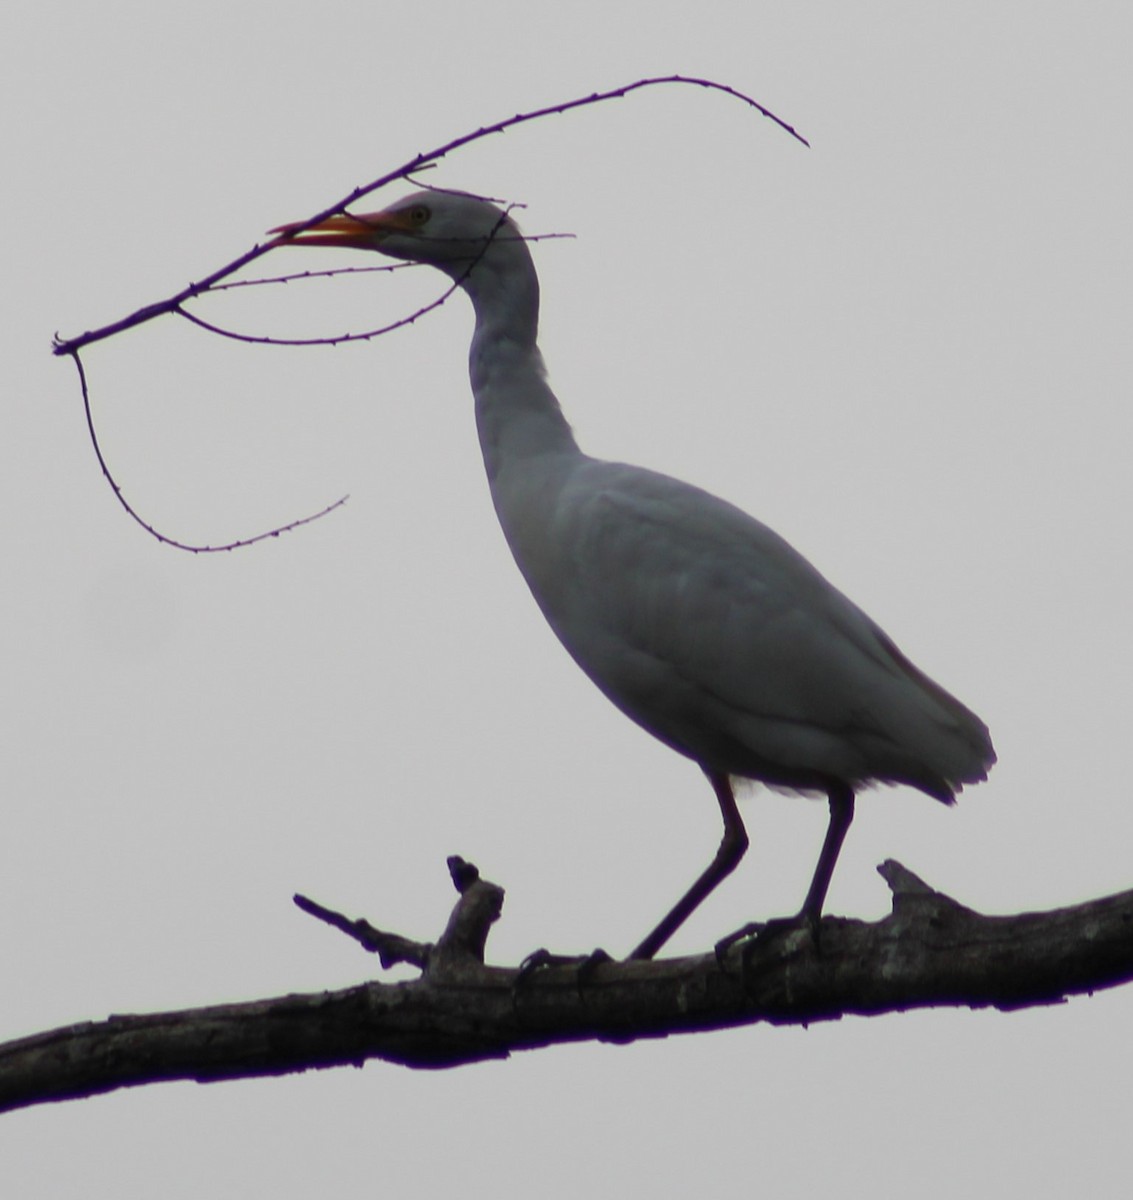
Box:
4, 2, 1132, 1195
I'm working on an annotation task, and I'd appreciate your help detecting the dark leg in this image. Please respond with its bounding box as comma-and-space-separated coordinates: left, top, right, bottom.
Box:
800, 783, 855, 923
715, 781, 855, 963
629, 770, 749, 960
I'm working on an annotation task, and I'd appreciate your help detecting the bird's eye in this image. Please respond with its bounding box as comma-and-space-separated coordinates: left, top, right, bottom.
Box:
408, 204, 430, 226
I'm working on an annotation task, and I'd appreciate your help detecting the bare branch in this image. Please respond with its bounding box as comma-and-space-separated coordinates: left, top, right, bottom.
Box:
207, 262, 416, 292
67, 350, 349, 554
3, 861, 1131, 1115
52, 75, 806, 356
292, 893, 433, 971
183, 233, 573, 346
53, 76, 804, 553
173, 277, 463, 347
63, 201, 516, 550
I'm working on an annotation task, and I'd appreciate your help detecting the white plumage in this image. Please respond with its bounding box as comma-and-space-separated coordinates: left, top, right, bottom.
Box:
274, 189, 995, 958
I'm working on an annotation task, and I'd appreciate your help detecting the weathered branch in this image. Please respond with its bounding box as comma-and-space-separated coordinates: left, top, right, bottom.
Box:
2, 859, 1131, 1116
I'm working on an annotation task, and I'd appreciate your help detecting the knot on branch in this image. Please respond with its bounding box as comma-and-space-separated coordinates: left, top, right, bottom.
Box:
431, 856, 505, 977
294, 855, 504, 981
877, 858, 976, 928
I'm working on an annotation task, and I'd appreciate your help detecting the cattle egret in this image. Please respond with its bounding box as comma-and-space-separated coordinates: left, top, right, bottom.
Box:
272, 190, 994, 959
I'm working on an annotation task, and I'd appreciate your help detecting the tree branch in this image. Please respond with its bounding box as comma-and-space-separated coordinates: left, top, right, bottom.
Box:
51, 75, 806, 357
3, 860, 1131, 1115
66, 350, 350, 553
52, 76, 806, 554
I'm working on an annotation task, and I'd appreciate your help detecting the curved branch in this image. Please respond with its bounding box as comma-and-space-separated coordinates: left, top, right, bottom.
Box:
52, 77, 805, 553
67, 350, 349, 553
174, 276, 462, 347
52, 75, 806, 356
2, 860, 1130, 1115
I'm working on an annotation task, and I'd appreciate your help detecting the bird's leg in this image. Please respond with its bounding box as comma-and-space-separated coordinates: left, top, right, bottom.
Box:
629, 770, 748, 960
799, 783, 855, 926
716, 782, 856, 964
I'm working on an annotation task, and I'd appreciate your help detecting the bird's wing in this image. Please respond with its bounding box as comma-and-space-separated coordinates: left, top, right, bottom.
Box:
557, 461, 886, 713
502, 456, 991, 793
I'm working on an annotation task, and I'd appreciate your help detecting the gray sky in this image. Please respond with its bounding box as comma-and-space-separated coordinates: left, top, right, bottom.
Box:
4, 2, 1132, 1195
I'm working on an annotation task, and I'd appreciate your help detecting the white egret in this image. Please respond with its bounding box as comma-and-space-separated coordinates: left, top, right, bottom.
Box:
272, 190, 994, 960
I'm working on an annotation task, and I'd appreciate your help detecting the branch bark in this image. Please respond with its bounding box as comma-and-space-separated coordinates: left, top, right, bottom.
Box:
3, 858, 1131, 1115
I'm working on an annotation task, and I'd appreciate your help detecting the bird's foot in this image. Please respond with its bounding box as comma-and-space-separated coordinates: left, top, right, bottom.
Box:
514, 947, 612, 993
714, 921, 761, 964
715, 911, 821, 978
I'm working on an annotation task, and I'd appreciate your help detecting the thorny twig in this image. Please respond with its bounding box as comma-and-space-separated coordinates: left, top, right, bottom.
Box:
54, 76, 804, 357
68, 352, 351, 553
53, 75, 807, 551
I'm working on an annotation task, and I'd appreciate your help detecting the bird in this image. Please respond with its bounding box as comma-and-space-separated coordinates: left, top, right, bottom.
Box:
271, 188, 995, 960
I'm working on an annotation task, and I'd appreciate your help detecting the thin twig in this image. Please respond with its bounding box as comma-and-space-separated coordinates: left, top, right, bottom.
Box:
68, 350, 349, 554
207, 263, 415, 291
294, 894, 431, 971
52, 75, 806, 356
180, 233, 573, 347
54, 75, 805, 552
174, 278, 463, 347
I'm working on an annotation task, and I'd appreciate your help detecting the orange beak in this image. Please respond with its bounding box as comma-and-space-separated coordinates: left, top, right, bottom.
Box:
268, 209, 416, 248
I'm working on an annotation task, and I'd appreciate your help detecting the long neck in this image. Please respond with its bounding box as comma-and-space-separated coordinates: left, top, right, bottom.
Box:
461, 246, 580, 482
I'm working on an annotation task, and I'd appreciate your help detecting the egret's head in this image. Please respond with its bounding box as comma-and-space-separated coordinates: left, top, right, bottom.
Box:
270, 190, 524, 278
